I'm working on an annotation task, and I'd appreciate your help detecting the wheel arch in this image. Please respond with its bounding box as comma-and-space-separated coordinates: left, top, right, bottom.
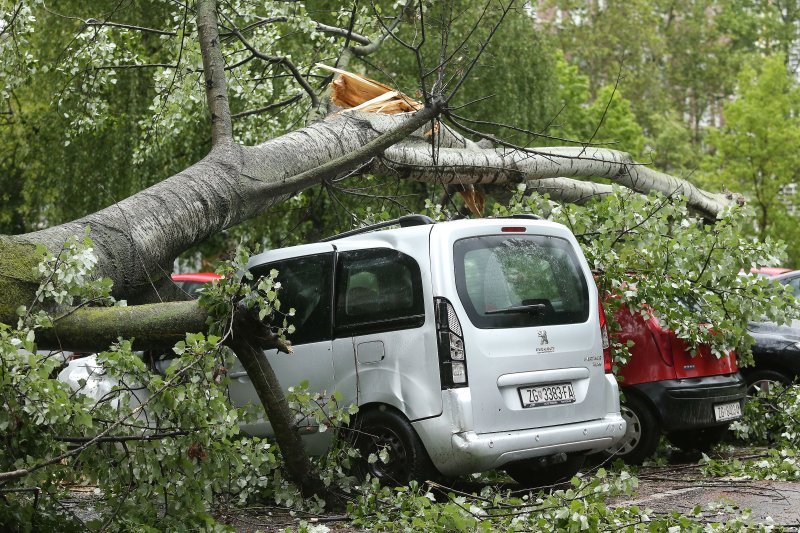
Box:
741, 365, 795, 385
620, 385, 661, 425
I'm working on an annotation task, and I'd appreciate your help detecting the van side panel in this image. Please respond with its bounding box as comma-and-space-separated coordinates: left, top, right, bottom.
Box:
343, 327, 441, 420
331, 232, 443, 421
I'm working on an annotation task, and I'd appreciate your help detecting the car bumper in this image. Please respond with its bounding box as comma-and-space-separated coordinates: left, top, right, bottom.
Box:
413, 388, 626, 476
627, 373, 746, 433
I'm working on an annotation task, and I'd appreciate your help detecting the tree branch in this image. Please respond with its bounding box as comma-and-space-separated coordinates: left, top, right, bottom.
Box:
351, 0, 415, 57
232, 95, 301, 119
375, 143, 734, 220
316, 21, 372, 46
525, 177, 614, 205
83, 18, 177, 36
224, 21, 319, 108
196, 0, 233, 146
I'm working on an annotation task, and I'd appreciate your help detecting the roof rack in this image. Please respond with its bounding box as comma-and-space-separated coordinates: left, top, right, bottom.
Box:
497, 214, 542, 220
320, 214, 435, 242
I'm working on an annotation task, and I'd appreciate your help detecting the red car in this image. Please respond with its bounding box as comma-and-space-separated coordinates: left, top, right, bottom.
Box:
749, 267, 792, 277
172, 272, 221, 296
603, 303, 746, 464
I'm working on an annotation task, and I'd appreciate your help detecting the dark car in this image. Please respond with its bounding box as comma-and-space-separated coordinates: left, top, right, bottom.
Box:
744, 270, 800, 394
603, 302, 746, 464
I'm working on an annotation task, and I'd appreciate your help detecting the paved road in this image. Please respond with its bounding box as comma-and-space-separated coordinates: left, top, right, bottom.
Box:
608, 451, 800, 530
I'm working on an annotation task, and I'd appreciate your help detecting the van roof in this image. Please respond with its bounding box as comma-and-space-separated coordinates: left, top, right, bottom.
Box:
326, 216, 569, 243
248, 216, 572, 268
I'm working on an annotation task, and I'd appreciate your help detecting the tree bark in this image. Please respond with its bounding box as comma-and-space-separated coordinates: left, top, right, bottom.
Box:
525, 177, 614, 205
377, 144, 734, 221
197, 0, 233, 146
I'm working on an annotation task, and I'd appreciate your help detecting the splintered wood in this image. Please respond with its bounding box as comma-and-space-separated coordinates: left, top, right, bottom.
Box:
316, 63, 421, 114
316, 64, 484, 216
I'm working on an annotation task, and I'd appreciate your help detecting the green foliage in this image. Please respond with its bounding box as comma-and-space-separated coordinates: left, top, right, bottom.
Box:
0, 236, 309, 528
549, 54, 646, 156
647, 111, 698, 175
701, 54, 800, 262
732, 384, 800, 446
701, 384, 800, 481
701, 446, 800, 482
717, 1, 800, 64
582, 85, 646, 157
703, 381, 800, 481
198, 245, 296, 345
347, 469, 771, 531
495, 187, 799, 364
28, 228, 115, 308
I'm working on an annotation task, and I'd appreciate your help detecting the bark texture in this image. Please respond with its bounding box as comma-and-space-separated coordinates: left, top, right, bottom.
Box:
525, 177, 614, 205
39, 301, 207, 353
197, 0, 233, 146
378, 144, 733, 220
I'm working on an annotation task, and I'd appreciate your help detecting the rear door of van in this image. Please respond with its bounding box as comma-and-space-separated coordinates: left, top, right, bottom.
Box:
432, 222, 609, 434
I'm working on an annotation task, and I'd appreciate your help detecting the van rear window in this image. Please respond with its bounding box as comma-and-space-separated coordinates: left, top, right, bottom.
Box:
454, 235, 590, 329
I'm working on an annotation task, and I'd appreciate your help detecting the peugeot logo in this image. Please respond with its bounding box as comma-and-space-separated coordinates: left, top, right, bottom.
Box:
538, 330, 549, 345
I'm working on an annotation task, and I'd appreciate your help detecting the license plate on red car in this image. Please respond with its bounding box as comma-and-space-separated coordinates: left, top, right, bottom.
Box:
714, 401, 742, 421
519, 383, 576, 408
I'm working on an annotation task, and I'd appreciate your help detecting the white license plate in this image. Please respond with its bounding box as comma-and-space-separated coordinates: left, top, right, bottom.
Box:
714, 401, 742, 421
519, 382, 576, 408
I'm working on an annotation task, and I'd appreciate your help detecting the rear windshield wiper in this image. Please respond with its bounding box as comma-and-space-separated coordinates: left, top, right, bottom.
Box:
485, 303, 548, 315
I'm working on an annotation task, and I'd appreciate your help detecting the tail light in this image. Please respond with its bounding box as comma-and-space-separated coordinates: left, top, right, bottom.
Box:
598, 299, 612, 373
435, 297, 468, 388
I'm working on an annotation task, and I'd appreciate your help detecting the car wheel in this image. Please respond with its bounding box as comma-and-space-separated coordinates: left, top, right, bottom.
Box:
350, 408, 437, 486
601, 394, 660, 465
505, 453, 585, 489
745, 370, 791, 396
666, 425, 728, 453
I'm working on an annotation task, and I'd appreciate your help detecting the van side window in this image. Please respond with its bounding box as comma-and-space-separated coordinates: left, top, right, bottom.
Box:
250, 253, 334, 345
784, 276, 800, 294
335, 249, 425, 335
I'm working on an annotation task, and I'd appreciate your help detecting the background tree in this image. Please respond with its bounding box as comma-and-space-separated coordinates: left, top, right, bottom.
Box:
701, 54, 800, 258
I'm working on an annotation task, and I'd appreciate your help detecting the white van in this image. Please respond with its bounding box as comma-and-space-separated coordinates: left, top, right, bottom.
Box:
234, 215, 625, 486
61, 215, 625, 487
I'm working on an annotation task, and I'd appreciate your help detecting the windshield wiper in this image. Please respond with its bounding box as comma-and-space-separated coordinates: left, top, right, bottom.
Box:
485, 303, 548, 315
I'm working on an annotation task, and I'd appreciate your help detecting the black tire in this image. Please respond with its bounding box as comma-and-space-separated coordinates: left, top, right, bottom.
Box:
745, 369, 791, 396
505, 454, 585, 489
601, 394, 660, 465
666, 425, 728, 453
349, 407, 438, 486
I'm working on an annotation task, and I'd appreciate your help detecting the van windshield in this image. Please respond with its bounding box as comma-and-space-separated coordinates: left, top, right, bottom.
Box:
453, 235, 590, 328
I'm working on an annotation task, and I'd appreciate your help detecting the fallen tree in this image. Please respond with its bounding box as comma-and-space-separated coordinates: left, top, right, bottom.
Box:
0, 0, 744, 515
